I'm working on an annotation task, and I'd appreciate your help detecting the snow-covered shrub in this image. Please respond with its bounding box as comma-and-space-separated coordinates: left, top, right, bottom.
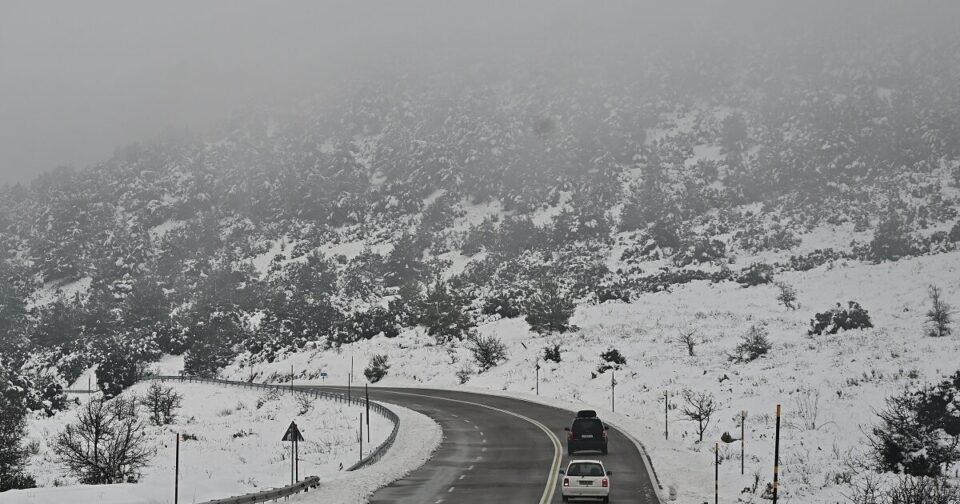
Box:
870, 210, 916, 262
849, 476, 960, 504
808, 301, 873, 336
868, 371, 960, 477
673, 237, 727, 267
786, 248, 842, 271
729, 325, 771, 363
543, 344, 562, 363
363, 354, 390, 384
455, 365, 473, 384
736, 262, 775, 287
468, 335, 507, 372
339, 307, 401, 342
775, 281, 799, 310
482, 289, 523, 319
597, 348, 627, 373
417, 279, 475, 344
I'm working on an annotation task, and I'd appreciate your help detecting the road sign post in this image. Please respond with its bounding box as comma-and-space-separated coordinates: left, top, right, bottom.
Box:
282, 421, 305, 486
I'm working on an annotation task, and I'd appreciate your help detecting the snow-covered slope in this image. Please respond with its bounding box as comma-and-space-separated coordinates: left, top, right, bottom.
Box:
227, 250, 960, 503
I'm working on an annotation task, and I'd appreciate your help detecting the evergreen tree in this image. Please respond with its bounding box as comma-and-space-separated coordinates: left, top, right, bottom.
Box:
926, 285, 953, 338
870, 209, 913, 262
384, 232, 427, 287
417, 279, 475, 344
31, 293, 83, 349
525, 279, 576, 334
0, 370, 35, 491
184, 309, 244, 378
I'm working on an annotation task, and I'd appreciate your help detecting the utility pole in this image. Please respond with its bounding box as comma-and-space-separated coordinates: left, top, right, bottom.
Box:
664, 391, 669, 440
773, 404, 781, 504
174, 433, 179, 504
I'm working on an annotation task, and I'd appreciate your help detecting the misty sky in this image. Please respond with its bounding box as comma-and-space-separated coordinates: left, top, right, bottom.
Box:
1, 1, 955, 187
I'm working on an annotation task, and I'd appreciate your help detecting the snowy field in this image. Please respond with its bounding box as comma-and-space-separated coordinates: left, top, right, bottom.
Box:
227, 249, 960, 503
11, 381, 396, 504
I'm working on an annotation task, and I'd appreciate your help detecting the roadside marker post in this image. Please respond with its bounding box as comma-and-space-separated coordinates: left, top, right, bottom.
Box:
773, 404, 781, 504
535, 359, 540, 396
714, 442, 719, 504
174, 433, 179, 504
610, 371, 616, 413
359, 413, 364, 463
664, 391, 669, 440
366, 384, 370, 443
741, 410, 748, 475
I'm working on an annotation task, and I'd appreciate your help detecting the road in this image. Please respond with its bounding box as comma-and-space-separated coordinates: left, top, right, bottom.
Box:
310, 386, 661, 504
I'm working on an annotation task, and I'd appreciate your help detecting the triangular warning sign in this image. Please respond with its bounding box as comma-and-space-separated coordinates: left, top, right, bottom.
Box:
282, 421, 305, 442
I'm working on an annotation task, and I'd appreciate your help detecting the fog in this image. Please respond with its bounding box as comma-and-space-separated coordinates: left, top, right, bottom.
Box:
1, 0, 957, 186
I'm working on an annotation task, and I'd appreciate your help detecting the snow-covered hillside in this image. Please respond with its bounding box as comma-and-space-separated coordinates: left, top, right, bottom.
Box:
226, 250, 960, 503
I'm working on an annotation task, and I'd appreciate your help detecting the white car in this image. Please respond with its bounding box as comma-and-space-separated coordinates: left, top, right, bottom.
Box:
560, 459, 611, 503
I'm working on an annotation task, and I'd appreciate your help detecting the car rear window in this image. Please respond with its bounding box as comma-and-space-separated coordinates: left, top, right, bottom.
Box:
567, 462, 604, 477
572, 418, 604, 435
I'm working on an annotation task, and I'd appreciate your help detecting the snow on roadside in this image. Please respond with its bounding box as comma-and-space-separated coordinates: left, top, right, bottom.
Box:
234, 249, 960, 503
289, 403, 442, 504
14, 381, 398, 504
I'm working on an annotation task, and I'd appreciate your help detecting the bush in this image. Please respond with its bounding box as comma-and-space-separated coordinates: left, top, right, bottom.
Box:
775, 282, 798, 310
869, 371, 960, 477
730, 325, 771, 363
597, 348, 626, 373
482, 290, 523, 318
364, 354, 390, 383
809, 302, 874, 336
849, 476, 960, 504
338, 307, 401, 343
673, 238, 727, 267
543, 344, 562, 363
468, 335, 507, 372
737, 263, 775, 287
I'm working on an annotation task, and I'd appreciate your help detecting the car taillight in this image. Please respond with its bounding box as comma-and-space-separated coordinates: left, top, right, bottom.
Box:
602, 478, 609, 488
602, 430, 607, 438
567, 431, 573, 441
563, 478, 570, 487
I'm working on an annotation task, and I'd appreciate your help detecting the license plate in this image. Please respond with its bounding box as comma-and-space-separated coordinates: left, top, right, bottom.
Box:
579, 481, 593, 485
581, 434, 593, 439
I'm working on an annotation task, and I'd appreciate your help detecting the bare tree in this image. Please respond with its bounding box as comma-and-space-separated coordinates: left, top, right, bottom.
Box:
926, 285, 953, 338
140, 382, 182, 426
675, 329, 700, 357
775, 282, 798, 310
54, 398, 152, 484
680, 390, 718, 443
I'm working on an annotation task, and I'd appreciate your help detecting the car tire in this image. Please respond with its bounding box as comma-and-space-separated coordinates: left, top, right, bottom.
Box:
561, 497, 569, 503
601, 445, 608, 455
567, 443, 575, 455
602, 497, 609, 504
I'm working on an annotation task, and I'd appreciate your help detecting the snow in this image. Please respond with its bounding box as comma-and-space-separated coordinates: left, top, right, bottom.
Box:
228, 249, 960, 503
30, 277, 92, 309
14, 380, 405, 504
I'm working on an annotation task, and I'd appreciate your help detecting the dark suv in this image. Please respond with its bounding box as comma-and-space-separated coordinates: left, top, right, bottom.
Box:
565, 410, 609, 454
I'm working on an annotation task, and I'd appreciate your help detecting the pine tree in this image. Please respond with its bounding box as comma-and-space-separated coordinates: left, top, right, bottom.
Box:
0, 371, 35, 491
184, 310, 243, 378
418, 279, 475, 344
525, 280, 576, 334
926, 285, 953, 338
870, 209, 913, 262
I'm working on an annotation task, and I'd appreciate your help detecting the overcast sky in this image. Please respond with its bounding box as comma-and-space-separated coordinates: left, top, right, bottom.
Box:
1, 1, 955, 187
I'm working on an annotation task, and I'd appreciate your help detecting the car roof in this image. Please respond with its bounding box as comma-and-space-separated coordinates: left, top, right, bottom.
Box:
567, 459, 604, 466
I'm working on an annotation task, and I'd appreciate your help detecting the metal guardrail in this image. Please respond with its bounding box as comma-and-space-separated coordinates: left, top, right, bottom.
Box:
144, 375, 402, 503
200, 476, 320, 504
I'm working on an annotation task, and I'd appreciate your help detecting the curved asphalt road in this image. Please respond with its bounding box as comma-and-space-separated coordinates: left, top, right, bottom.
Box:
311, 387, 661, 504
